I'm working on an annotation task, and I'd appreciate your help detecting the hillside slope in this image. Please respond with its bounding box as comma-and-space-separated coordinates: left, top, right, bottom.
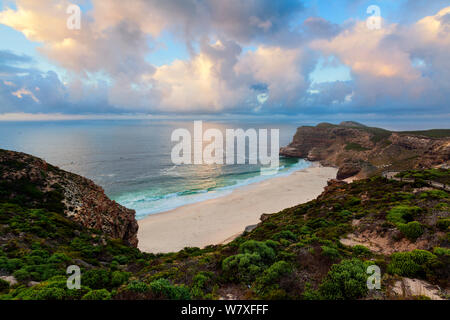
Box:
0, 149, 448, 300
280, 122, 450, 180
0, 149, 138, 246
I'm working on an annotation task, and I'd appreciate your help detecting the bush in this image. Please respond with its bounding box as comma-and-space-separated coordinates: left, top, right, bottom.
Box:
345, 143, 369, 151
352, 245, 372, 258
253, 261, 292, 299
149, 278, 191, 300
110, 271, 130, 288
346, 197, 361, 207
392, 192, 415, 201
433, 247, 450, 256
321, 246, 341, 260
255, 261, 291, 287
112, 255, 129, 265
387, 250, 437, 278
318, 259, 369, 300
386, 206, 422, 224
127, 280, 149, 293
272, 230, 297, 241
13, 276, 89, 300
82, 269, 111, 290
191, 272, 214, 299
398, 221, 424, 241
222, 253, 264, 283
48, 253, 71, 264
239, 240, 276, 262
0, 278, 9, 292
419, 190, 448, 199
436, 218, 450, 231
4, 258, 23, 273
222, 240, 277, 283
339, 210, 353, 218
13, 269, 31, 282
81, 289, 111, 300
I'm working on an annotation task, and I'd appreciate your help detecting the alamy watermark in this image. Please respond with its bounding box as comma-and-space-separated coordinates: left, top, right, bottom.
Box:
67, 4, 81, 30
171, 121, 280, 175
66, 265, 81, 289
367, 5, 382, 30
367, 265, 381, 290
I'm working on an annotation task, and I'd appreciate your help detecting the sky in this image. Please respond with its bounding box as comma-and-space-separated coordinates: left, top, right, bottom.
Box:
0, 0, 449, 126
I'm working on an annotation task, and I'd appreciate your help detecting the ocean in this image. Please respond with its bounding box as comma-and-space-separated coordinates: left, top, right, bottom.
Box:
0, 119, 310, 219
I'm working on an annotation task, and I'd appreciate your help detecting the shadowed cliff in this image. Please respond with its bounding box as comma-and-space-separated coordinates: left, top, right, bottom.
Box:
0, 149, 138, 247
280, 122, 450, 180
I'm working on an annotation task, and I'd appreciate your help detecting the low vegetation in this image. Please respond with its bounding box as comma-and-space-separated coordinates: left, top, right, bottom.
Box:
0, 168, 449, 300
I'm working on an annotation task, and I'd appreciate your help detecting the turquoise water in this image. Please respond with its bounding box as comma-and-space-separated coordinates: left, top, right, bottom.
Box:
115, 158, 310, 218
0, 119, 309, 219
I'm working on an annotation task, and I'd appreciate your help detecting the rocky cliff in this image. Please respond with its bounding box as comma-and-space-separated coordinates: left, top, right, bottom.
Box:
0, 149, 138, 247
280, 122, 450, 180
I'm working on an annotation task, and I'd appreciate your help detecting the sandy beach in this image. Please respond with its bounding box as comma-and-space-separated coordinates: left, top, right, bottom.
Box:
137, 165, 338, 253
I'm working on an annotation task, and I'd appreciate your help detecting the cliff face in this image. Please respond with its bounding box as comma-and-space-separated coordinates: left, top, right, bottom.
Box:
0, 149, 138, 247
280, 122, 450, 179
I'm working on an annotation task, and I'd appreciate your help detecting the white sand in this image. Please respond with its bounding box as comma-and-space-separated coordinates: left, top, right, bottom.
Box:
137, 165, 338, 253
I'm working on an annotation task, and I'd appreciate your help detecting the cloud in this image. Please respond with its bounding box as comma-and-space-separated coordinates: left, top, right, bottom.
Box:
235, 46, 315, 110
0, 1, 449, 120
310, 7, 450, 112
11, 87, 39, 102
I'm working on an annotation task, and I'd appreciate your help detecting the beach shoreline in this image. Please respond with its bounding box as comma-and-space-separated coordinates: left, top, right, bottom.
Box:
137, 164, 338, 253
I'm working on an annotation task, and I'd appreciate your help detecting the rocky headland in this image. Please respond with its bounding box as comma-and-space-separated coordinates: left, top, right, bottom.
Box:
0, 149, 138, 246
280, 121, 450, 180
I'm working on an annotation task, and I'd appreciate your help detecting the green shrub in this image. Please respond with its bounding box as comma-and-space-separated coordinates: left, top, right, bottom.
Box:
339, 210, 353, 218
222, 240, 277, 283
346, 197, 361, 207
272, 230, 297, 241
392, 192, 415, 201
397, 221, 424, 241
127, 280, 149, 293
434, 203, 449, 210
436, 218, 450, 231
321, 246, 341, 260
386, 205, 422, 224
82, 269, 111, 290
222, 253, 264, 283
112, 255, 129, 265
47, 253, 71, 264
255, 261, 292, 287
387, 250, 437, 277
0, 278, 9, 292
433, 247, 450, 256
352, 245, 372, 258
302, 282, 320, 300
5, 258, 23, 273
13, 276, 89, 300
190, 271, 214, 299
345, 143, 369, 152
419, 190, 448, 199
306, 218, 332, 230
253, 261, 292, 298
81, 289, 111, 300
239, 240, 276, 262
13, 269, 31, 282
149, 278, 190, 300
110, 271, 131, 287
318, 259, 369, 300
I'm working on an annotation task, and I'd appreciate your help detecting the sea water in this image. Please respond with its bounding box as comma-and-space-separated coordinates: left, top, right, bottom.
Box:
0, 119, 311, 219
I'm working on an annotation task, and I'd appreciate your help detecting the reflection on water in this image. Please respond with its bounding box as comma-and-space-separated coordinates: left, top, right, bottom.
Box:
0, 119, 306, 218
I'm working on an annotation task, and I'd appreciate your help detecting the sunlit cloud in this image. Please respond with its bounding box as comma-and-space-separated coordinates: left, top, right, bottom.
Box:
0, 1, 448, 121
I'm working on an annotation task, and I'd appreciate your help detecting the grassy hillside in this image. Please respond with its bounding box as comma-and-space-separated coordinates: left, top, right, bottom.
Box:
1, 169, 449, 300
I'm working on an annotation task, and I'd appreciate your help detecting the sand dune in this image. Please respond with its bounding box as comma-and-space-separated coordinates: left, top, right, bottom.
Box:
137, 165, 338, 253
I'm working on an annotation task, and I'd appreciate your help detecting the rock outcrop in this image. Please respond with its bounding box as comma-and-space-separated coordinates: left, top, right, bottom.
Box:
280, 122, 450, 179
0, 149, 138, 247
